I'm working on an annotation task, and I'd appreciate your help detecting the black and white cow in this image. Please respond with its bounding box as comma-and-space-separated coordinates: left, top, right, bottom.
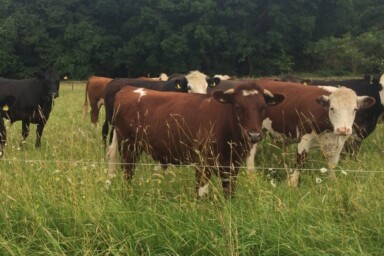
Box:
0, 68, 60, 150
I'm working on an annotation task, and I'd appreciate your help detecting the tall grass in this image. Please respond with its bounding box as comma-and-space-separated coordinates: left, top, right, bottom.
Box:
0, 82, 383, 255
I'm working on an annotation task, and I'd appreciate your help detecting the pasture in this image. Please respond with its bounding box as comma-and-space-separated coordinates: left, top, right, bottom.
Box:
0, 81, 383, 255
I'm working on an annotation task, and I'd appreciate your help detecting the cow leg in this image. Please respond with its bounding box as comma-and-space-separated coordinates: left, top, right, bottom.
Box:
246, 143, 258, 174
89, 98, 100, 128
0, 118, 6, 158
289, 133, 314, 187
102, 119, 109, 147
20, 120, 30, 148
121, 141, 140, 181
220, 166, 239, 199
35, 122, 46, 148
195, 167, 212, 199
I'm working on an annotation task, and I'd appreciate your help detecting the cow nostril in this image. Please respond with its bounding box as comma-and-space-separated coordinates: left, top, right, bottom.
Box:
248, 132, 262, 143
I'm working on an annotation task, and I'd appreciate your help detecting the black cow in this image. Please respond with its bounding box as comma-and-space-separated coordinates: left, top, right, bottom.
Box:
0, 68, 60, 150
101, 77, 190, 145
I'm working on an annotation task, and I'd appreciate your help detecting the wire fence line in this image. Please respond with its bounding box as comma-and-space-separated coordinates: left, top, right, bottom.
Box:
1, 157, 383, 173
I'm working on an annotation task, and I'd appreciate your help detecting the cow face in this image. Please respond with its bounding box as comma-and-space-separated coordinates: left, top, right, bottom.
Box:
316, 87, 376, 135
213, 82, 284, 143
185, 71, 218, 94
43, 68, 60, 98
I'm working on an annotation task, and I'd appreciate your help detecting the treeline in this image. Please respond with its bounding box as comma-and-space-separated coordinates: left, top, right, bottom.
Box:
0, 0, 383, 79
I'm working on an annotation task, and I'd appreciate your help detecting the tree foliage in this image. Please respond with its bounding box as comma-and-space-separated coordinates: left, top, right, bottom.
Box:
0, 0, 383, 79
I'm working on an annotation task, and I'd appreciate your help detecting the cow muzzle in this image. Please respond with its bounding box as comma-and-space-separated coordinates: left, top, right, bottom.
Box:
335, 127, 352, 136
248, 132, 263, 143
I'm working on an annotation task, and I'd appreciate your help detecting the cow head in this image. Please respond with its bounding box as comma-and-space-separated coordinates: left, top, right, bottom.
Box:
212, 82, 285, 143
185, 71, 220, 94
316, 87, 376, 135
37, 68, 60, 98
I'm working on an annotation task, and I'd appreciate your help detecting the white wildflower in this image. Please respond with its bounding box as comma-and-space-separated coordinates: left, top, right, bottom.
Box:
316, 177, 323, 184
341, 170, 347, 175
270, 178, 276, 188
320, 167, 328, 174
105, 179, 112, 190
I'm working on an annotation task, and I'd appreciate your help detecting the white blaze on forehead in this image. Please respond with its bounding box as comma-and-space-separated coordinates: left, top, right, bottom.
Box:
242, 90, 259, 96
185, 70, 208, 94
379, 74, 384, 106
328, 87, 358, 134
133, 88, 147, 102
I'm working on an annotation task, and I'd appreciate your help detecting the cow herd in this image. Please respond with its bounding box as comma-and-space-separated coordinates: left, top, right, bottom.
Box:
0, 69, 383, 199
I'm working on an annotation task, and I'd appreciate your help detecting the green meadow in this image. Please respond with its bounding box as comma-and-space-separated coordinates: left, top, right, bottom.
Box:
0, 82, 383, 255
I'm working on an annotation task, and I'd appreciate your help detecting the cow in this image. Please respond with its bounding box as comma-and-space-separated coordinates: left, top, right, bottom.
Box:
308, 74, 384, 155
275, 74, 384, 155
210, 79, 375, 187
0, 95, 16, 158
101, 77, 190, 145
82, 76, 113, 127
250, 80, 375, 186
0, 68, 60, 149
168, 70, 221, 93
107, 82, 285, 198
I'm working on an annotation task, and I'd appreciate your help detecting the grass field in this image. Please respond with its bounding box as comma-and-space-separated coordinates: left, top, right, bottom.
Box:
0, 82, 383, 255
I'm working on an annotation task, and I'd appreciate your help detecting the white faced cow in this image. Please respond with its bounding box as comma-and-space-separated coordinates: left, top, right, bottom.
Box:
246, 79, 375, 187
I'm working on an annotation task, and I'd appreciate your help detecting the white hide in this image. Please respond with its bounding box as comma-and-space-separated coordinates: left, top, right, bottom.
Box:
214, 74, 231, 80
198, 183, 210, 197
158, 73, 169, 81
185, 70, 209, 94
246, 144, 257, 174
379, 74, 384, 106
133, 88, 147, 102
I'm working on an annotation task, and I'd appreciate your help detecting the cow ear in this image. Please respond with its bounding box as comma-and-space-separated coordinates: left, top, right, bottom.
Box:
357, 96, 376, 109
175, 78, 189, 91
212, 77, 221, 87
0, 95, 16, 111
316, 95, 330, 109
265, 93, 285, 106
212, 90, 232, 104
207, 77, 221, 88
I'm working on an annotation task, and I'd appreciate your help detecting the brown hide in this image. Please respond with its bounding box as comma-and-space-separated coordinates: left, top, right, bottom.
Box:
82, 76, 112, 125
249, 79, 332, 139
111, 82, 278, 198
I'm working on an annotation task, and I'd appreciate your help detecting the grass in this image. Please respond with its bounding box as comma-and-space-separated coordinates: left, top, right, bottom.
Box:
0, 81, 383, 255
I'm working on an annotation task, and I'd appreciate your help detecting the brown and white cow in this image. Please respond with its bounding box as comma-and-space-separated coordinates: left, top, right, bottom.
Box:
247, 79, 375, 187
107, 82, 284, 198
82, 76, 113, 127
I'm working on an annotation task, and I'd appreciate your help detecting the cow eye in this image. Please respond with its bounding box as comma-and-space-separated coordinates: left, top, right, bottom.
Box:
330, 107, 334, 112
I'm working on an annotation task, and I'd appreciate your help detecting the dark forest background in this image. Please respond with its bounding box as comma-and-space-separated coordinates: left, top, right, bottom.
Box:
0, 0, 383, 79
